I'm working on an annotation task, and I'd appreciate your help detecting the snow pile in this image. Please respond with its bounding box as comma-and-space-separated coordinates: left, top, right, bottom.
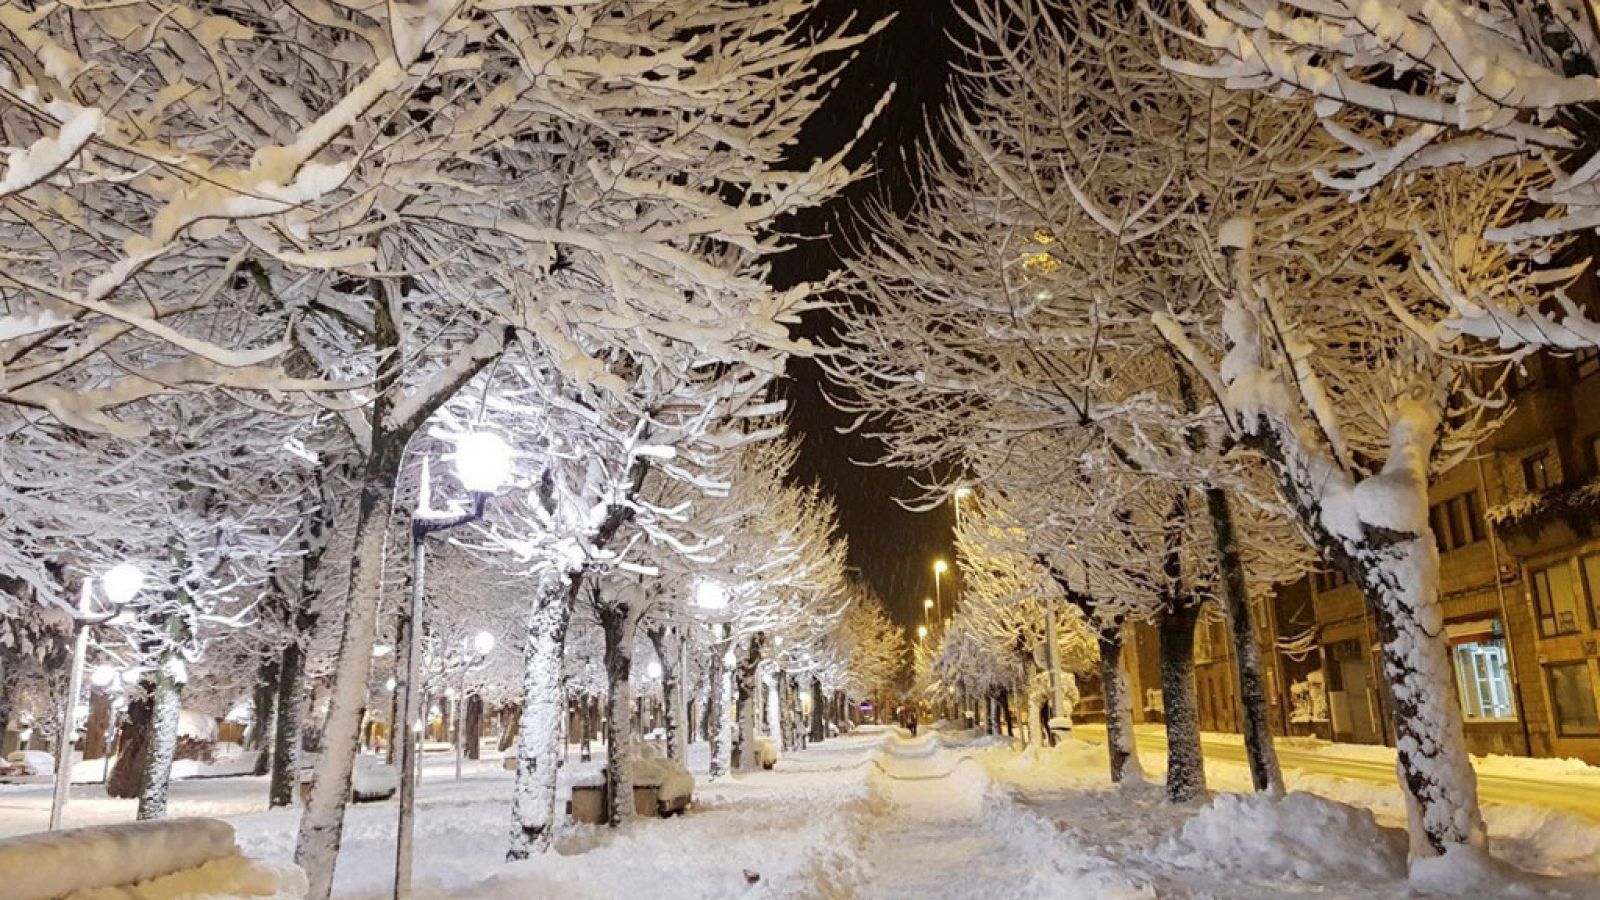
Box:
1408, 844, 1550, 898
352, 757, 399, 802
68, 855, 306, 899
1162, 791, 1406, 883
5, 750, 54, 776
631, 756, 695, 806
0, 817, 252, 900
981, 788, 1154, 898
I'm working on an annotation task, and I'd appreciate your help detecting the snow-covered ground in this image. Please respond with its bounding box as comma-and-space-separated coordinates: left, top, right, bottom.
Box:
5, 727, 1600, 897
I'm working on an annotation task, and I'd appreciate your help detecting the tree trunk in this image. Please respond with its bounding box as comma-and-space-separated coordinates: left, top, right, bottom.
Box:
647, 627, 686, 763
270, 638, 307, 809
809, 677, 826, 743
706, 631, 731, 779
1206, 486, 1283, 793
249, 659, 279, 777
465, 695, 483, 760
507, 572, 576, 859
597, 594, 638, 827
1158, 599, 1206, 803
295, 472, 394, 900
1097, 625, 1142, 785
136, 659, 183, 820
734, 634, 764, 772
83, 689, 112, 763
106, 692, 152, 798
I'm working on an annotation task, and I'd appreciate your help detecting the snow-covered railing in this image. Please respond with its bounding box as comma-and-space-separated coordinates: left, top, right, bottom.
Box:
0, 817, 271, 900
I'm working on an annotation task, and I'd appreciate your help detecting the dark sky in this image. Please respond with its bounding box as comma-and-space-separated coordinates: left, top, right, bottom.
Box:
770, 0, 968, 633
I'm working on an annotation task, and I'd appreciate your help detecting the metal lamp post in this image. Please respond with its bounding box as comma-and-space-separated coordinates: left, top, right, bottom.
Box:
933, 559, 949, 624
395, 433, 510, 900
50, 563, 143, 830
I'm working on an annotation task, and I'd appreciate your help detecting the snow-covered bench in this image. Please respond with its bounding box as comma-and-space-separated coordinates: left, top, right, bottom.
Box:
0, 817, 304, 900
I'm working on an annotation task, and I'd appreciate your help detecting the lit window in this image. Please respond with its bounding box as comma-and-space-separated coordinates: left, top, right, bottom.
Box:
1546, 662, 1600, 738
1532, 562, 1582, 637
1448, 626, 1515, 722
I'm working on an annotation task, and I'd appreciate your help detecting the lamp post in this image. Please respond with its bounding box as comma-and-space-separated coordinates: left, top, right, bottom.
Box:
395, 433, 510, 900
453, 631, 495, 780
692, 580, 733, 778
952, 487, 972, 532
933, 559, 949, 624
51, 563, 143, 830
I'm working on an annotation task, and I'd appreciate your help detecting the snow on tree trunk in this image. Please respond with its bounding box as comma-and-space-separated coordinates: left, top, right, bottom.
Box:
106, 692, 152, 799
766, 679, 782, 748
1157, 599, 1206, 804
647, 627, 686, 763
598, 596, 638, 827
1097, 626, 1143, 785
507, 573, 574, 860
270, 638, 306, 809
809, 677, 825, 743
136, 656, 184, 821
1206, 487, 1284, 794
734, 634, 764, 772
294, 475, 393, 900
706, 633, 730, 779
777, 672, 796, 752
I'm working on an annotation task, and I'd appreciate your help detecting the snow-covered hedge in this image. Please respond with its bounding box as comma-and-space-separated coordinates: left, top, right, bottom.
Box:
0, 817, 286, 900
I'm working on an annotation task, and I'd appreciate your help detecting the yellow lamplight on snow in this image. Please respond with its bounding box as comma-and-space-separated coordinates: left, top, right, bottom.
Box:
1021, 250, 1059, 274
453, 432, 513, 494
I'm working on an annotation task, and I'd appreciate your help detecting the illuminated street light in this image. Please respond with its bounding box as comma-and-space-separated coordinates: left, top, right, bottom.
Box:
399, 432, 512, 897
90, 665, 117, 689
917, 625, 928, 641
647, 660, 663, 679
472, 631, 496, 657
694, 580, 730, 611
102, 563, 146, 607
933, 559, 949, 624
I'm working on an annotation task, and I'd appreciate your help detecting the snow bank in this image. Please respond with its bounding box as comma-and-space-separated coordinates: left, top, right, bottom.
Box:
981, 789, 1154, 898
0, 817, 252, 900
1408, 844, 1555, 898
1162, 791, 1406, 883
631, 756, 695, 806
352, 758, 399, 802
6, 750, 54, 776
68, 855, 306, 899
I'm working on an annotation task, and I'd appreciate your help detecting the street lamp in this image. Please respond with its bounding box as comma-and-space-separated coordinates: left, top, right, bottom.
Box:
396, 434, 510, 900
52, 564, 143, 830
933, 559, 949, 623
952, 487, 973, 531
923, 597, 933, 626
646, 660, 663, 680
917, 625, 928, 641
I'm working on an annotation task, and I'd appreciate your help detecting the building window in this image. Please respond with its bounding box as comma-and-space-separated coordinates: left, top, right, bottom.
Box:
1448, 622, 1516, 723
1429, 491, 1485, 553
1581, 554, 1600, 632
1532, 562, 1582, 637
1546, 661, 1600, 737
1524, 451, 1552, 492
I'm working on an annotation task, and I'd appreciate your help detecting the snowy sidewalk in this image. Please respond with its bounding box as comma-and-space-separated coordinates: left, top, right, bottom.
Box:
860, 732, 1150, 898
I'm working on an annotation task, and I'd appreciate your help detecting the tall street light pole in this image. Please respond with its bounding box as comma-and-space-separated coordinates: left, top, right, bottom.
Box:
51, 563, 142, 830
395, 433, 510, 900
933, 559, 949, 626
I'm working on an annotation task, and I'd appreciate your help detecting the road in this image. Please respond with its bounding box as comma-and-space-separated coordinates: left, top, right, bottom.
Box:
1075, 723, 1600, 823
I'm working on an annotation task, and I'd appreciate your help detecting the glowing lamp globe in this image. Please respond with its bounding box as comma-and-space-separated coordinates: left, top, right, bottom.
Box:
923, 598, 933, 610
473, 631, 496, 656
694, 581, 729, 611
102, 563, 146, 606
454, 432, 513, 494
933, 559, 949, 575
90, 665, 117, 689
646, 661, 663, 679
917, 625, 928, 640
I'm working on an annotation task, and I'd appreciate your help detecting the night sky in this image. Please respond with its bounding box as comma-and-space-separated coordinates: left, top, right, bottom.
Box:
771, 0, 969, 634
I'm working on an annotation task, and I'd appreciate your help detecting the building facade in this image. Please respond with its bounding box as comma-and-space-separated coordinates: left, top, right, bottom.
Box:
1089, 351, 1600, 764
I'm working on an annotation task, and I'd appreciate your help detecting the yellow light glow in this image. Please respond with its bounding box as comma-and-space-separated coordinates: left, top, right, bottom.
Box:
917, 625, 928, 640
933, 559, 949, 575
